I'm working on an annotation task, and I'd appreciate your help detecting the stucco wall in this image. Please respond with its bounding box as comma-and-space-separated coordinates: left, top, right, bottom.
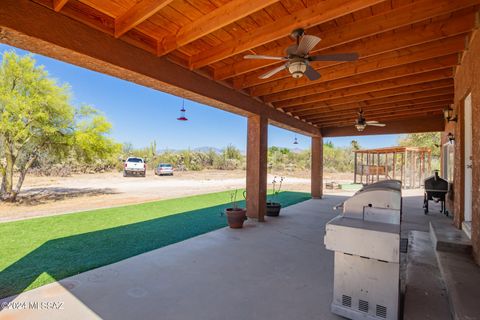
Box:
450, 30, 480, 265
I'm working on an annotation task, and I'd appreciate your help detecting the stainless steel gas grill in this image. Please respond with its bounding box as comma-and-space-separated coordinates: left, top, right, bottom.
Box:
423, 170, 449, 216
358, 179, 402, 192
325, 180, 402, 320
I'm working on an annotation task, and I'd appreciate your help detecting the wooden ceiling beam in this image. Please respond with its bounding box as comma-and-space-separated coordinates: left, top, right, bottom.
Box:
1, 0, 320, 136
296, 91, 454, 119
52, 0, 68, 12
232, 18, 474, 89
305, 98, 452, 122
310, 101, 449, 126
321, 116, 445, 137
318, 110, 444, 127
259, 55, 458, 101
312, 107, 448, 127
301, 95, 453, 120
214, 0, 478, 80
157, 0, 281, 57
317, 110, 444, 127
188, 0, 386, 69
115, 0, 173, 38
252, 54, 459, 97
282, 80, 453, 112
272, 70, 452, 106
246, 36, 464, 95
32, 0, 115, 35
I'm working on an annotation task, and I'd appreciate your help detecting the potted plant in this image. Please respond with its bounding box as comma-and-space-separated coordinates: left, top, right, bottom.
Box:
225, 189, 247, 228
266, 176, 284, 217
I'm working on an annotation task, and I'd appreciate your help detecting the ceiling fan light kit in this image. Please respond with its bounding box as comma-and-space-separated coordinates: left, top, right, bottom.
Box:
288, 60, 307, 78
355, 123, 367, 132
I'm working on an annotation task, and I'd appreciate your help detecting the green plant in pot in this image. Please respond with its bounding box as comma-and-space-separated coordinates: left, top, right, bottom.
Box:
225, 189, 247, 228
266, 176, 284, 217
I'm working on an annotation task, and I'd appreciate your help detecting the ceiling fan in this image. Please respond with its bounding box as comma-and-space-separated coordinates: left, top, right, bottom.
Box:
243, 28, 358, 80
355, 109, 386, 132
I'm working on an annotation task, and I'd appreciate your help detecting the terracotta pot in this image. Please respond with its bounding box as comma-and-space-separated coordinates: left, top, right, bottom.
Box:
266, 202, 282, 217
225, 208, 247, 228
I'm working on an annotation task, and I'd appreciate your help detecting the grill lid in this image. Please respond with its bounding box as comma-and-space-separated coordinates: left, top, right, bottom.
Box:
424, 171, 448, 191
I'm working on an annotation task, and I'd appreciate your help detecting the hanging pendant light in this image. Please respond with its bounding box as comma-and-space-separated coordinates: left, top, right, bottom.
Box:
177, 98, 188, 121
293, 134, 299, 145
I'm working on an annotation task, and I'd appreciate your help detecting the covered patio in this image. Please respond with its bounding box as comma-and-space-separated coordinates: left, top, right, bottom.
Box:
1, 0, 467, 221
0, 192, 464, 320
1, 0, 480, 319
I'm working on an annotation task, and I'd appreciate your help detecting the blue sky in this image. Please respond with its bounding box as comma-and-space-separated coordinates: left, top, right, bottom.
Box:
0, 44, 401, 150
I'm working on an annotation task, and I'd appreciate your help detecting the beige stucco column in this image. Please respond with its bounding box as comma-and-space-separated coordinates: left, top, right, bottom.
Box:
311, 135, 323, 199
246, 115, 268, 221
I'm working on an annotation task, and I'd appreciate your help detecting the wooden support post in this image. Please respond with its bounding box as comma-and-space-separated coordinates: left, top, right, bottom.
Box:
419, 152, 422, 187
365, 152, 370, 184
405, 151, 412, 189
385, 153, 389, 179
428, 151, 432, 174
406, 151, 410, 188
421, 151, 425, 185
246, 115, 268, 221
360, 153, 364, 184
412, 151, 416, 188
401, 152, 405, 188
392, 152, 396, 180
353, 152, 357, 184
311, 135, 323, 199
377, 152, 380, 182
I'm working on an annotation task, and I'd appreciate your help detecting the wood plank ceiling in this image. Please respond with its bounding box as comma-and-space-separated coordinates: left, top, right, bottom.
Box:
32, 0, 479, 131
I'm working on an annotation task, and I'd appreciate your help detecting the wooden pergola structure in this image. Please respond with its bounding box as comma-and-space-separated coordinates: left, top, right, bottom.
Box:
0, 0, 478, 221
354, 146, 431, 189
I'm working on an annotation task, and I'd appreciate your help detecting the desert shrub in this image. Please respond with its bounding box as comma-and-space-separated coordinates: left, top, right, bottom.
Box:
214, 158, 240, 170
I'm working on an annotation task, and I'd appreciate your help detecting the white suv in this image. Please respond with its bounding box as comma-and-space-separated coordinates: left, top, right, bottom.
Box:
123, 157, 146, 177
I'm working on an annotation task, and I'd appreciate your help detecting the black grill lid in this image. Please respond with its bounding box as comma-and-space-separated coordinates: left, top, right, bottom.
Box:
424, 171, 448, 191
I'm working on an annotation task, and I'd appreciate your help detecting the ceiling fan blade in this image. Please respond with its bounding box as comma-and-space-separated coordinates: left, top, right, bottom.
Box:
244, 54, 286, 60
368, 123, 386, 127
258, 64, 287, 79
309, 53, 359, 61
304, 65, 321, 81
296, 35, 321, 56
365, 120, 379, 124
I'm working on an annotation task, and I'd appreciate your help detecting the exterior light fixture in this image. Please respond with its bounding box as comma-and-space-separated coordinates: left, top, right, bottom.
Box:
177, 99, 188, 121
443, 106, 457, 122
447, 132, 455, 143
288, 59, 307, 79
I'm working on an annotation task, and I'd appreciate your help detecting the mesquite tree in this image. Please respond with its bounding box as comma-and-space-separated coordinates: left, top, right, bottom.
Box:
0, 51, 119, 202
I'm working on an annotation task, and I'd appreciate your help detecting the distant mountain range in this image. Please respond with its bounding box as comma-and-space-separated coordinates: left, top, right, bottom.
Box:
156, 146, 224, 154
290, 147, 305, 153
156, 146, 305, 154
193, 146, 223, 153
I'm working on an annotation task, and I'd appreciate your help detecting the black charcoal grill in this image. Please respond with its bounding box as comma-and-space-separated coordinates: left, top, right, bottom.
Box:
423, 170, 449, 215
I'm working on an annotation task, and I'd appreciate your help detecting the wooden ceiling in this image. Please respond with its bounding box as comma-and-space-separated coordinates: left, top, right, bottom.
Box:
31, 0, 479, 133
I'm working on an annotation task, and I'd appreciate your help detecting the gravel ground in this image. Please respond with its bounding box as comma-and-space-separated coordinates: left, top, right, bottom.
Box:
0, 170, 354, 222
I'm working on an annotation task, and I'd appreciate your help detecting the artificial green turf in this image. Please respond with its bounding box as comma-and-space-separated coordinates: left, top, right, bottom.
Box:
0, 190, 310, 298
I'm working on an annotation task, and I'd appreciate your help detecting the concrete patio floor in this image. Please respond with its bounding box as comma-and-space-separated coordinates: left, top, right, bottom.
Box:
0, 191, 453, 320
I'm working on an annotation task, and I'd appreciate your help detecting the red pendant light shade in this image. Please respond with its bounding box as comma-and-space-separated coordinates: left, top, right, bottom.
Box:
177, 99, 188, 121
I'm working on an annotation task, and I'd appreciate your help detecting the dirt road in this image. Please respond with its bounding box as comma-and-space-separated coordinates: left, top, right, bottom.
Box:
0, 170, 353, 222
